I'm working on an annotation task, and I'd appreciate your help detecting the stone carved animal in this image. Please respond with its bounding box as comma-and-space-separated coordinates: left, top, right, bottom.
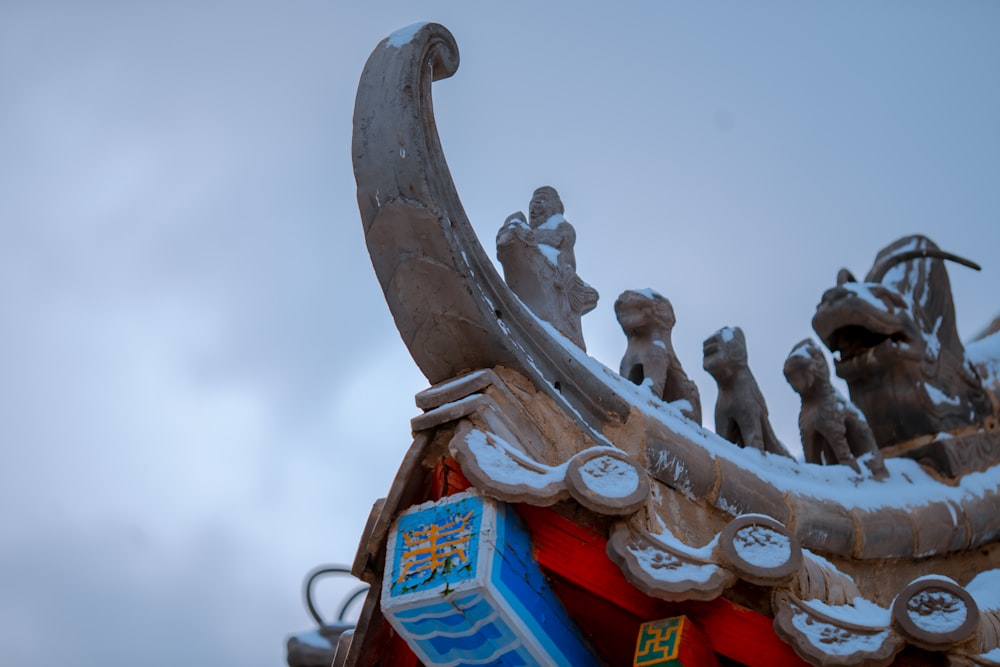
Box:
703, 326, 791, 457
615, 290, 702, 423
812, 235, 999, 448
784, 339, 888, 478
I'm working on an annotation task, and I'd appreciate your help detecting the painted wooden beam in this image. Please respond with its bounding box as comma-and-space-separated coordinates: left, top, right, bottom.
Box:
382, 490, 598, 666
634, 616, 718, 667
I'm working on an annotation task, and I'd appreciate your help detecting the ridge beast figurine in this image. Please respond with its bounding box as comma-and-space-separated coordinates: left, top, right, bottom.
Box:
784, 338, 888, 478
703, 326, 791, 457
497, 186, 599, 350
811, 235, 999, 450
615, 289, 702, 423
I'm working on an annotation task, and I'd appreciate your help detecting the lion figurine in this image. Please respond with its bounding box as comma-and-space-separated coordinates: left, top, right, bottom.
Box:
783, 338, 888, 478
615, 289, 702, 423
703, 326, 791, 457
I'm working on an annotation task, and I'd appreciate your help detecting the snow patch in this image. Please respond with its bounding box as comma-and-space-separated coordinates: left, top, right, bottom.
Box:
842, 283, 886, 309
628, 544, 721, 584
576, 455, 639, 498
924, 316, 943, 359
294, 629, 332, 649
538, 243, 560, 266
386, 23, 427, 48
924, 383, 961, 407
733, 525, 791, 568
906, 590, 966, 633
463, 429, 567, 490
632, 288, 663, 300
790, 608, 891, 656
967, 569, 1000, 611
979, 647, 1000, 662
537, 213, 565, 230
968, 331, 1000, 388
789, 341, 812, 359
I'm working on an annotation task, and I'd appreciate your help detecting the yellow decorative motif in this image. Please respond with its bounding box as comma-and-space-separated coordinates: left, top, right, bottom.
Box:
397, 510, 475, 582
634, 616, 684, 666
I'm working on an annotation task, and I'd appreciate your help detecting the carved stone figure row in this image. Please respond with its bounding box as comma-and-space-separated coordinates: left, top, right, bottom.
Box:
611, 291, 886, 474
497, 189, 998, 476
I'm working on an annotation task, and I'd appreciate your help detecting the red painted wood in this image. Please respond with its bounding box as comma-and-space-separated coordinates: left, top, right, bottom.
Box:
516, 503, 810, 667
353, 606, 422, 667
387, 631, 420, 667
517, 503, 667, 619
388, 457, 470, 666
423, 460, 807, 666
675, 616, 720, 667
686, 597, 808, 667
429, 457, 472, 500
547, 572, 659, 665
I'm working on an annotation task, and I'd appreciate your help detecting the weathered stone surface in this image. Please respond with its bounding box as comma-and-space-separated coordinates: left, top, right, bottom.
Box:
497, 187, 598, 350
703, 326, 791, 457
897, 430, 1000, 478
615, 289, 701, 423
715, 457, 792, 525
645, 431, 718, 501
962, 487, 1000, 549
891, 577, 980, 651
784, 338, 886, 478
787, 496, 856, 556
910, 500, 969, 556
718, 515, 802, 587
812, 235, 997, 455
852, 507, 917, 559
354, 23, 631, 433
414, 369, 498, 410
410, 393, 494, 433
772, 591, 904, 667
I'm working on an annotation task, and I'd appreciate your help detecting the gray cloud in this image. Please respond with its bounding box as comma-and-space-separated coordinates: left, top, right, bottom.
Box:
1, 1, 998, 664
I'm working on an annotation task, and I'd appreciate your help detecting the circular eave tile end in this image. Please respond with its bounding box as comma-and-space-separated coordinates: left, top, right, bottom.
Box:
892, 577, 980, 650
566, 448, 650, 515
719, 514, 802, 586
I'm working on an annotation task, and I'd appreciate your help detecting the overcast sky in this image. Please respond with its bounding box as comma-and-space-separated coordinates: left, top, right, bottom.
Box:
2, 2, 998, 664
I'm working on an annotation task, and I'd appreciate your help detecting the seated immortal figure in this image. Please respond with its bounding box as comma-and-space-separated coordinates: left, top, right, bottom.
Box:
497, 186, 599, 349
703, 326, 791, 457
615, 289, 702, 423
784, 339, 888, 478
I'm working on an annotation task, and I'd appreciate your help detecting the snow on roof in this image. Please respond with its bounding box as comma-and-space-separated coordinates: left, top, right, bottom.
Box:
386, 23, 428, 49
534, 316, 1000, 515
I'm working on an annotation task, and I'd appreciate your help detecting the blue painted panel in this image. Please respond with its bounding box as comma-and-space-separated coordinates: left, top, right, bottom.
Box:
392, 591, 482, 621
492, 503, 599, 666
388, 493, 483, 599
383, 491, 598, 666
398, 595, 496, 638
424, 617, 519, 658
